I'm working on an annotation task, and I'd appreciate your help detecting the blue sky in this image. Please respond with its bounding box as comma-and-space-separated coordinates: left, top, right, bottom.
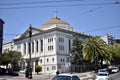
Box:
0, 0, 120, 43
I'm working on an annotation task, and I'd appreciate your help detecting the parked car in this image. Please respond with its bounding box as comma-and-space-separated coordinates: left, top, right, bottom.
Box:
19, 69, 26, 74
111, 67, 119, 73
95, 72, 111, 80
52, 74, 80, 80
8, 71, 19, 76
0, 68, 6, 75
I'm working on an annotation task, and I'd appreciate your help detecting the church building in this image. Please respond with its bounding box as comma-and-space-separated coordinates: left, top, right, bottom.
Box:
3, 15, 91, 73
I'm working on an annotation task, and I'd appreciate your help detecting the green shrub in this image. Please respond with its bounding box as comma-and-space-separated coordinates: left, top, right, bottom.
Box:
35, 65, 42, 74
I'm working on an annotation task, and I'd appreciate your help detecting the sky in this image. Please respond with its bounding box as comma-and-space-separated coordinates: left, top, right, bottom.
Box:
0, 0, 120, 43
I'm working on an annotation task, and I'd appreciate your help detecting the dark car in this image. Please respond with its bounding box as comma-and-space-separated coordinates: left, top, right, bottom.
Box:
7, 71, 19, 76
52, 74, 80, 80
0, 68, 6, 75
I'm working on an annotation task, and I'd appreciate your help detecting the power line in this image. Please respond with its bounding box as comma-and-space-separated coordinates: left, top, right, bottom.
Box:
87, 25, 120, 33
79, 7, 102, 15
0, 2, 120, 10
2, 25, 120, 36
3, 34, 21, 36
0, 0, 83, 5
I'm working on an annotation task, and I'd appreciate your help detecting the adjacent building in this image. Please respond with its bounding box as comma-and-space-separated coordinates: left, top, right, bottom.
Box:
101, 34, 115, 45
2, 41, 14, 53
0, 19, 4, 55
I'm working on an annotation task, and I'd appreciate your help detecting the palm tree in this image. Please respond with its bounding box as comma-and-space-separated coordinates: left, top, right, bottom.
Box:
71, 35, 83, 65
82, 36, 112, 72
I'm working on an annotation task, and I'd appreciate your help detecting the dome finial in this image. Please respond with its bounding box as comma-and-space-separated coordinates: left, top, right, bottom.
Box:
54, 9, 58, 18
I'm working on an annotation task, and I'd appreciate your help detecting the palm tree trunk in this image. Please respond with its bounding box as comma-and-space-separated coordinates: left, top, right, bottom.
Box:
94, 51, 97, 73
100, 58, 103, 68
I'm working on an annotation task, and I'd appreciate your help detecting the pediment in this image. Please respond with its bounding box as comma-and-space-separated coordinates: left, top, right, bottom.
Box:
19, 27, 43, 39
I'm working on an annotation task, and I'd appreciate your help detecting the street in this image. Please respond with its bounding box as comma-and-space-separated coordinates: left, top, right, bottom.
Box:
0, 73, 51, 80
111, 72, 120, 80
83, 72, 120, 80
0, 72, 120, 80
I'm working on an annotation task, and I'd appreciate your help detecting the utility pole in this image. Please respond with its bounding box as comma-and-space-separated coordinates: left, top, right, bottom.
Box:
28, 24, 32, 79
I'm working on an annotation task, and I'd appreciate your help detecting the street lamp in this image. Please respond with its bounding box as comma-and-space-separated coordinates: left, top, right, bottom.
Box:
28, 24, 32, 79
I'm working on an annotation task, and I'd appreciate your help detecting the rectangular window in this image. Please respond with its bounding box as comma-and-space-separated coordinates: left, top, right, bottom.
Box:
59, 37, 64, 42
28, 42, 31, 53
59, 45, 64, 50
69, 39, 71, 51
47, 58, 49, 63
48, 38, 49, 42
32, 42, 34, 53
24, 43, 26, 54
48, 38, 53, 43
40, 59, 42, 63
35, 60, 38, 65
41, 40, 43, 52
51, 38, 53, 42
52, 58, 54, 62
47, 67, 49, 71
48, 46, 49, 50
36, 41, 38, 52
52, 66, 56, 70
48, 45, 54, 51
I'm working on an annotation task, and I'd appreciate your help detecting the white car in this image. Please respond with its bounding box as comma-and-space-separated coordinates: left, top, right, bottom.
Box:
111, 67, 119, 73
52, 74, 80, 80
95, 72, 111, 80
19, 69, 26, 74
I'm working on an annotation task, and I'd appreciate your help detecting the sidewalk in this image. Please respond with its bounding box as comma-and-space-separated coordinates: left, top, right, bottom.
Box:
0, 71, 96, 80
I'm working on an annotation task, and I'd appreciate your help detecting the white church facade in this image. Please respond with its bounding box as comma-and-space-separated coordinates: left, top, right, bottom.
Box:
3, 16, 91, 73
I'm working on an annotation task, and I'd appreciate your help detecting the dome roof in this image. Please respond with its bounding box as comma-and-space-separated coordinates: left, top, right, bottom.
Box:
42, 17, 70, 26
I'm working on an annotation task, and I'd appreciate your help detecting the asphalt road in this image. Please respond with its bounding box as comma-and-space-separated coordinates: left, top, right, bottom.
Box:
1, 72, 119, 80
111, 72, 120, 80
82, 72, 120, 80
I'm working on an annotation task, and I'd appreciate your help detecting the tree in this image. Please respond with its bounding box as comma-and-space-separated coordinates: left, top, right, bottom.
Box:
82, 36, 112, 72
0, 52, 11, 65
71, 35, 83, 65
0, 51, 22, 70
109, 44, 120, 65
35, 65, 42, 74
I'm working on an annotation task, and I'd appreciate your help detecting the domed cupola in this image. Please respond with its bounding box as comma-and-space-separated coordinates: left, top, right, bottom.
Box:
40, 16, 73, 31
42, 17, 70, 26
40, 10, 73, 31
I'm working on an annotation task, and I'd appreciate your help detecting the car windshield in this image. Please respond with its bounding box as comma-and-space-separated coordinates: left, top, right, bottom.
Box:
52, 75, 80, 80
98, 69, 107, 72
112, 68, 118, 69
52, 76, 71, 80
97, 73, 108, 76
72, 76, 80, 80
